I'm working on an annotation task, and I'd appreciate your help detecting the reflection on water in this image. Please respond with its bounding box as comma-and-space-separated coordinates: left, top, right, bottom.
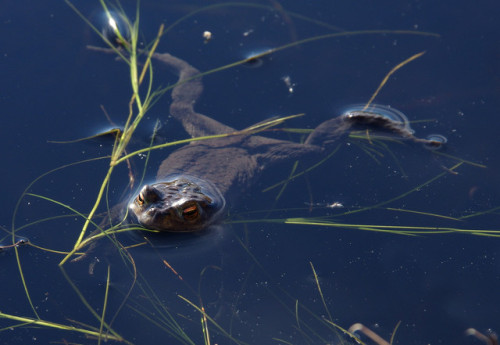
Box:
1, 1, 499, 344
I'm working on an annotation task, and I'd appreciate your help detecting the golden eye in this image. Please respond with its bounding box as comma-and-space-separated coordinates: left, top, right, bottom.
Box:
182, 204, 199, 220
136, 192, 144, 206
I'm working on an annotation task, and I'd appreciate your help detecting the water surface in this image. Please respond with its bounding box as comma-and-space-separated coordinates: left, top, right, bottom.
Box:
1, 1, 499, 344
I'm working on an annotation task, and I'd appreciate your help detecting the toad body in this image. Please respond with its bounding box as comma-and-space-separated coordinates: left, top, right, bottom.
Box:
124, 51, 439, 232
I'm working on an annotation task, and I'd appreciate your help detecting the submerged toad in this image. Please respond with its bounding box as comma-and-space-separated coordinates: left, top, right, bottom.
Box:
124, 51, 442, 232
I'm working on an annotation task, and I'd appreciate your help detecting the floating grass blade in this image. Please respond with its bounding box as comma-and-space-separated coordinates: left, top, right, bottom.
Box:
364, 51, 426, 109
59, 1, 165, 265
0, 312, 127, 343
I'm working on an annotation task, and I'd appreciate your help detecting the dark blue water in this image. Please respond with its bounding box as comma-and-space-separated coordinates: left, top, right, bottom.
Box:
1, 1, 499, 344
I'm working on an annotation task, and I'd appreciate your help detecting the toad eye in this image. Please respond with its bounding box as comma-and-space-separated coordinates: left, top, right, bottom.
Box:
136, 192, 145, 206
182, 203, 199, 221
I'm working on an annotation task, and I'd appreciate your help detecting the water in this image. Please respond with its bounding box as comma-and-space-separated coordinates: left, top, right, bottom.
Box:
1, 1, 499, 344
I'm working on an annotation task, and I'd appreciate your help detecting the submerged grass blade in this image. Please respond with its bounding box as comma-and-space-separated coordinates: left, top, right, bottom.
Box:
59, 164, 112, 265
295, 299, 300, 330
309, 262, 333, 323
233, 234, 337, 343
460, 205, 500, 220
124, 302, 196, 345
178, 295, 249, 345
272, 338, 295, 345
274, 160, 299, 201
98, 266, 112, 345
343, 162, 464, 216
59, 266, 122, 340
262, 145, 341, 193
9, 158, 110, 320
162, 2, 344, 36
25, 193, 102, 230
234, 232, 364, 344
109, 250, 197, 345
11, 156, 110, 237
